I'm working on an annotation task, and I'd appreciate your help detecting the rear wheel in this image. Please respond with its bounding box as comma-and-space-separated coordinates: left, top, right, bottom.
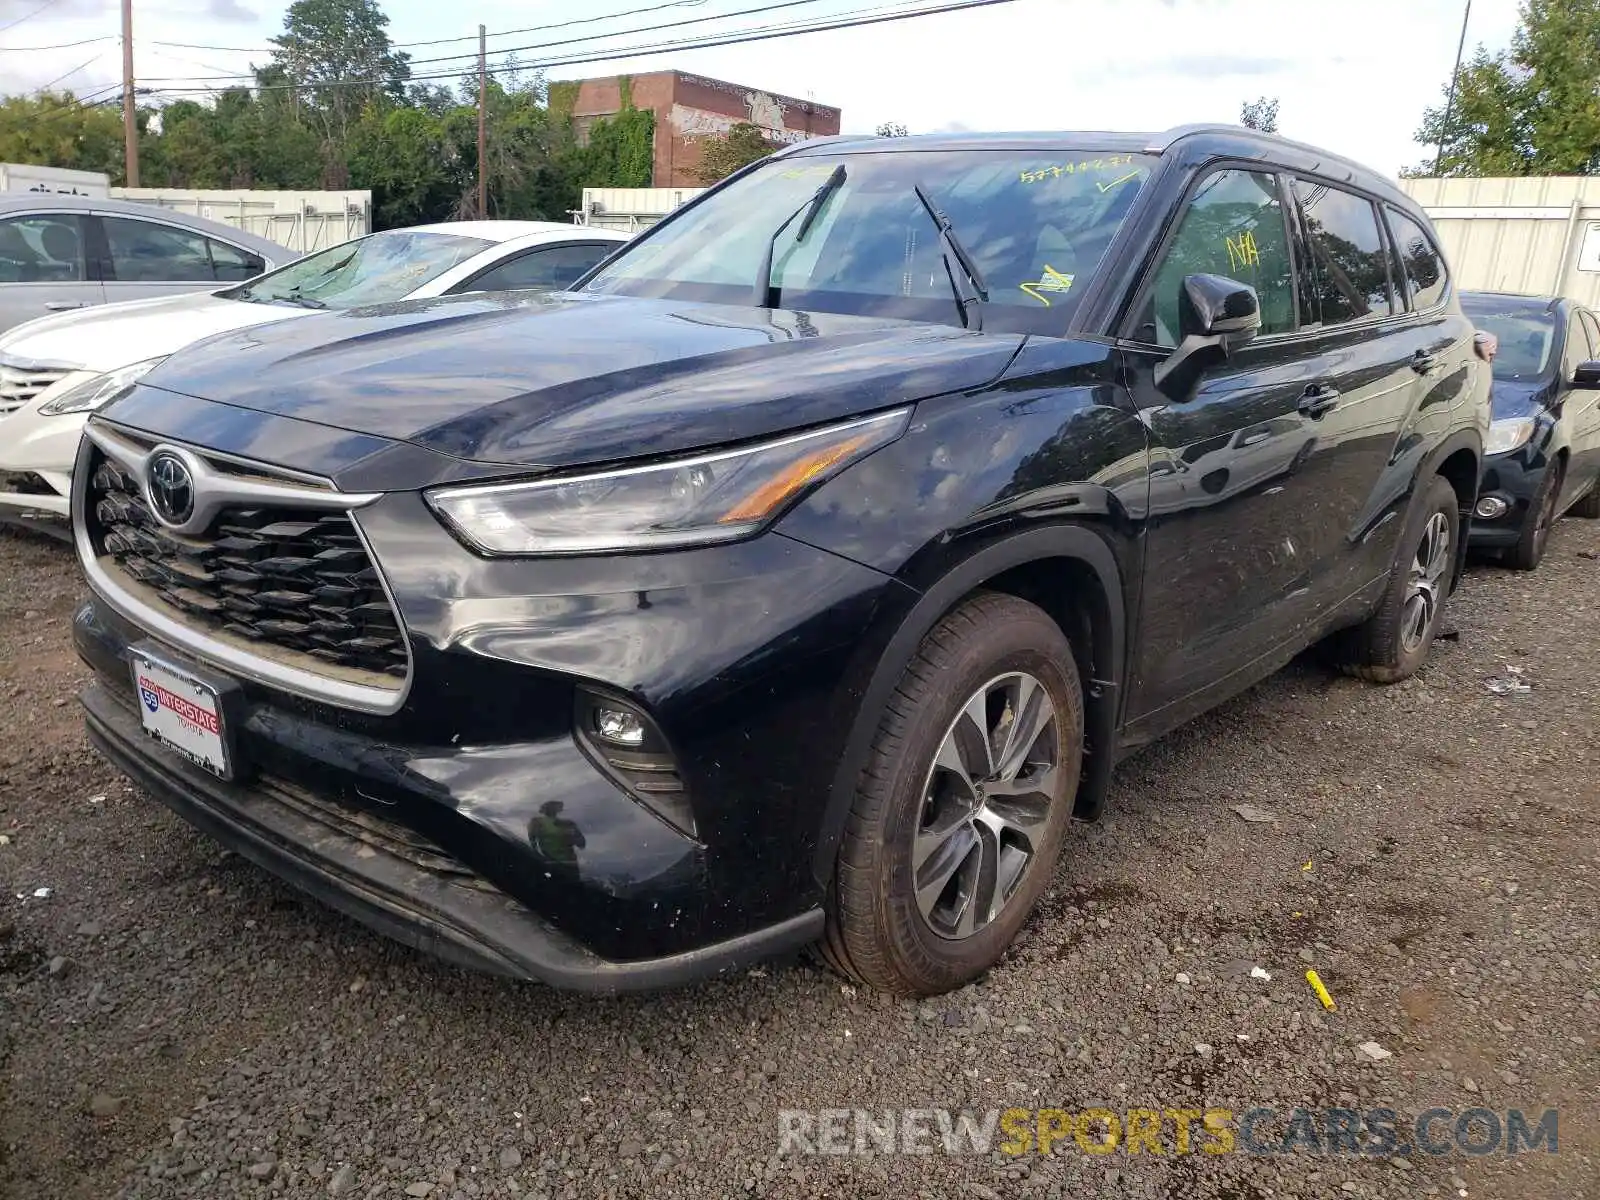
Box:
1505, 460, 1563, 571
1339, 475, 1460, 684
820, 592, 1083, 996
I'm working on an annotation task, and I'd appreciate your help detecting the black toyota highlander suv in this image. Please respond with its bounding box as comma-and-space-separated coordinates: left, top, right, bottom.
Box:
72, 126, 1490, 996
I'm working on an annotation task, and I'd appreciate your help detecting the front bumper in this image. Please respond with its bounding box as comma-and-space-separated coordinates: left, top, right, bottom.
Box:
74, 491, 898, 987
1469, 437, 1554, 549
84, 679, 821, 990
0, 403, 83, 517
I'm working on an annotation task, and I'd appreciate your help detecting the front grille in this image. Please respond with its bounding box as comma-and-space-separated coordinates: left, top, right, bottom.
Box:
0, 364, 70, 418
87, 453, 407, 682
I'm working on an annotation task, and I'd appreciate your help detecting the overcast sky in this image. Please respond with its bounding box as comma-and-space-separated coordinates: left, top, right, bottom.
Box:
0, 0, 1521, 176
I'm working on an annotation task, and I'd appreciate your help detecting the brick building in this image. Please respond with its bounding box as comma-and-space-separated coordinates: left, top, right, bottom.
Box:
568, 71, 841, 187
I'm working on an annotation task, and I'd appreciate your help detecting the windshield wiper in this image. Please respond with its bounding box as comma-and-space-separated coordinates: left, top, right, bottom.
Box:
280, 288, 326, 310
912, 183, 988, 332
752, 163, 846, 309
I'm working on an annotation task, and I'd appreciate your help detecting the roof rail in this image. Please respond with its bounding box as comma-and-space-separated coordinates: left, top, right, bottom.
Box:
1143, 123, 1247, 153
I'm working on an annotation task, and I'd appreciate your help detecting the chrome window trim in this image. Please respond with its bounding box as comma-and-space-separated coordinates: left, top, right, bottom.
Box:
76, 421, 412, 716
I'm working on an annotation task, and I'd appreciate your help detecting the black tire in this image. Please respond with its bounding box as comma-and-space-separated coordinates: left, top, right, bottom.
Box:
1505, 460, 1563, 571
819, 592, 1083, 996
1339, 474, 1461, 684
1572, 479, 1600, 519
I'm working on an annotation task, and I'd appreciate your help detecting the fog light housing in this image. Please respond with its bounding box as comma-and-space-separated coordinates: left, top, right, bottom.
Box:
1475, 495, 1510, 519
574, 688, 696, 838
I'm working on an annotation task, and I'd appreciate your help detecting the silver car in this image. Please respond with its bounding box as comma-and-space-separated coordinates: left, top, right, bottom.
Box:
0, 194, 291, 334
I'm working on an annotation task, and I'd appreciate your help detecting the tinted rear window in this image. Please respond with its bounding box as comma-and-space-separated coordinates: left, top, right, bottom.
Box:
1387, 209, 1448, 310
1293, 181, 1393, 325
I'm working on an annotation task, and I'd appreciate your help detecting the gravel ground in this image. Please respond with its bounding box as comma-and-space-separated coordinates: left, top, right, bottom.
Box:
1, 518, 1597, 1200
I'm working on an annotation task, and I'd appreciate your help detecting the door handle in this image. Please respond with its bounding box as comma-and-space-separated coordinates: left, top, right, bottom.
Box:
1411, 349, 1439, 374
44, 301, 87, 311
1298, 385, 1340, 419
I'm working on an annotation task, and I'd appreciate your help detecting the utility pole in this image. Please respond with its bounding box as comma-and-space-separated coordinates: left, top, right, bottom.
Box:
477, 24, 487, 219
121, 0, 140, 187
1435, 0, 1472, 175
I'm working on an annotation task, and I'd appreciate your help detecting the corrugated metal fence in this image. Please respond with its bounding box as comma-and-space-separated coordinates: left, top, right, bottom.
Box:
109, 189, 371, 254
573, 187, 705, 231
1400, 176, 1600, 304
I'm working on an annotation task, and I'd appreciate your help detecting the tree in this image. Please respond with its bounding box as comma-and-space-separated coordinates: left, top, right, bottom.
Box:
346, 103, 454, 227
1413, 0, 1600, 176
0, 2, 682, 225
692, 122, 779, 184
269, 0, 411, 151
0, 92, 127, 181
1240, 97, 1279, 133
875, 121, 908, 137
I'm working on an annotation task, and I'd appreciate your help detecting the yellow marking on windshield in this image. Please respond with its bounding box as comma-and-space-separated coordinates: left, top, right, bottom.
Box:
1097, 169, 1142, 193
1018, 154, 1136, 184
1020, 265, 1076, 306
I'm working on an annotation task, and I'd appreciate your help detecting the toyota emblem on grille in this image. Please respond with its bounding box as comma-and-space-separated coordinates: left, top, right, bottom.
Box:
146, 452, 195, 526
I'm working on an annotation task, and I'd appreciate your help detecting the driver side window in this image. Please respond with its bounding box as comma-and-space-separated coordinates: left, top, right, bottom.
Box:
1135, 169, 1296, 347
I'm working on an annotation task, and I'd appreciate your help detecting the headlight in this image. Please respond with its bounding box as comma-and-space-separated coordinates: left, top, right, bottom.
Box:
37, 357, 166, 416
1484, 416, 1536, 456
428, 408, 910, 555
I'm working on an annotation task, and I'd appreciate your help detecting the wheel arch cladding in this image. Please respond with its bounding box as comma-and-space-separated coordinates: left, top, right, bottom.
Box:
811, 525, 1128, 890
1437, 446, 1481, 513
1435, 441, 1481, 591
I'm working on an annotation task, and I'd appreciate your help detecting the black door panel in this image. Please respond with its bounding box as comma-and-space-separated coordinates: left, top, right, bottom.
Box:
1124, 335, 1337, 729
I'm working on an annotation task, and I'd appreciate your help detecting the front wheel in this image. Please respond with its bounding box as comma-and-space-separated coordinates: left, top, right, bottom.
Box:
1339, 475, 1461, 684
1571, 478, 1600, 519
1505, 460, 1563, 571
820, 592, 1083, 996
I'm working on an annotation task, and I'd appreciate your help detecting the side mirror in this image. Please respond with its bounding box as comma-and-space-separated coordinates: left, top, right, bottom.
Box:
1573, 360, 1600, 388
1179, 273, 1262, 340
1155, 274, 1261, 392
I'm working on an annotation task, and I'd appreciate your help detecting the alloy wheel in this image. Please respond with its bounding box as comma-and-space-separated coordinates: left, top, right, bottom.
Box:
1401, 511, 1451, 654
913, 672, 1060, 941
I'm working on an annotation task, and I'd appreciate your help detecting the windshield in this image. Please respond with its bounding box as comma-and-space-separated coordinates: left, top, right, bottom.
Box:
224, 230, 490, 310
583, 149, 1156, 333
1466, 306, 1556, 381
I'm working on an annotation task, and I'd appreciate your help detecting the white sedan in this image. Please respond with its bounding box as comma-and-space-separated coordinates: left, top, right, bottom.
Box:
0, 221, 628, 519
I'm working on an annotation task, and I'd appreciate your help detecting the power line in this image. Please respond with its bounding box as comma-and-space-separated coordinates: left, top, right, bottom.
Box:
146, 0, 724, 54
139, 0, 838, 84
0, 34, 114, 53
0, 0, 64, 33
37, 49, 106, 90
149, 0, 1014, 98
14, 82, 129, 135
399, 0, 713, 48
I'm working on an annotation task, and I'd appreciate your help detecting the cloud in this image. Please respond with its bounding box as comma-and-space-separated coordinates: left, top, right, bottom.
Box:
1144, 53, 1296, 78
202, 0, 257, 22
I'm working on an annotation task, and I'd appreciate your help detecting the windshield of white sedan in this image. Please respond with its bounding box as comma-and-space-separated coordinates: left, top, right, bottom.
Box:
225, 231, 489, 310
583, 150, 1155, 331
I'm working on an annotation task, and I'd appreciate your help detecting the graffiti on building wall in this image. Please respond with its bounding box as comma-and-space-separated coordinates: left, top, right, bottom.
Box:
670, 89, 815, 145
675, 73, 834, 118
